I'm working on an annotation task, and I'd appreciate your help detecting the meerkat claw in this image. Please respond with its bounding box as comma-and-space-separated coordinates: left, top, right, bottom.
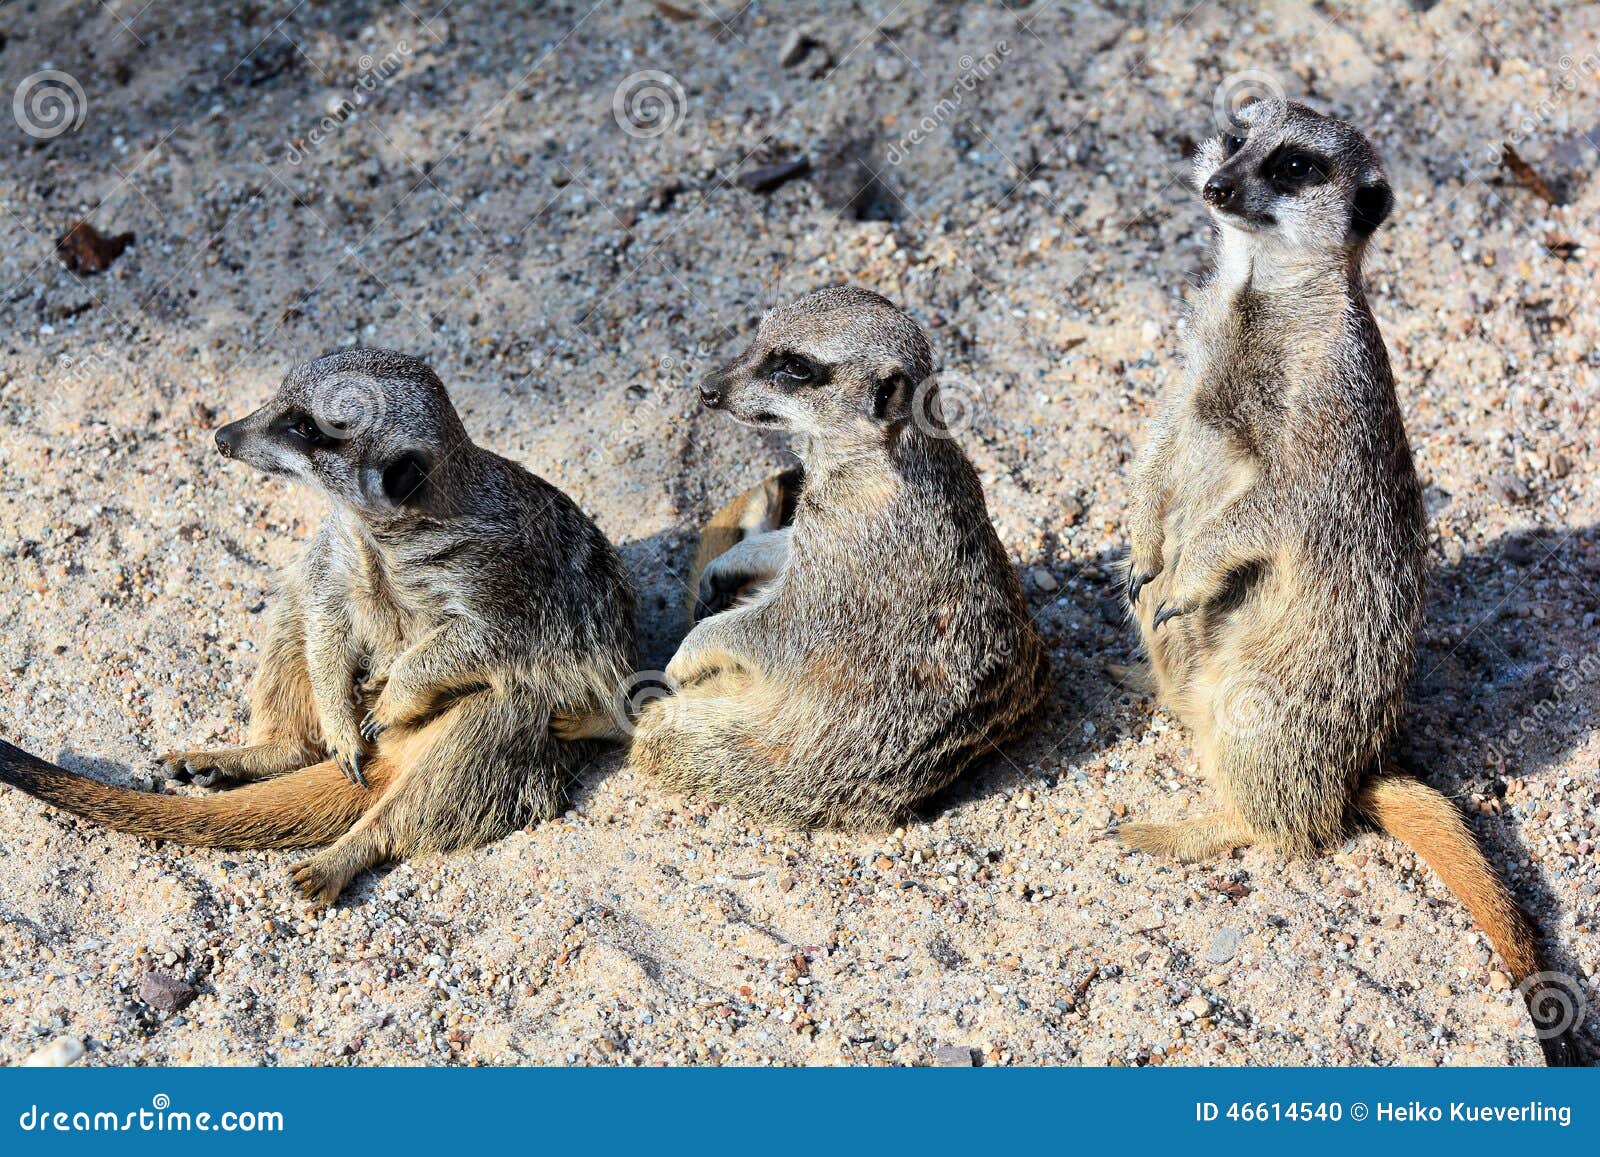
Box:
1152, 600, 1184, 629
336, 750, 368, 789
1127, 570, 1153, 606
359, 711, 386, 743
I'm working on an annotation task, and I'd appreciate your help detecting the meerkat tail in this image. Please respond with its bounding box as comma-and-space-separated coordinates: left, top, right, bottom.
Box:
1357, 772, 1582, 1066
0, 739, 388, 850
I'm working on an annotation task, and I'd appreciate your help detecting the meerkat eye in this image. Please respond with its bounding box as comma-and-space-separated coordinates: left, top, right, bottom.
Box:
1270, 151, 1327, 187
1224, 134, 1247, 157
774, 355, 813, 383
286, 413, 336, 448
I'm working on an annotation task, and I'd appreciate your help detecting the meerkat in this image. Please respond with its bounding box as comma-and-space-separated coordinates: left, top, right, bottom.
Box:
1119, 101, 1579, 1065
0, 349, 636, 903
620, 287, 1049, 829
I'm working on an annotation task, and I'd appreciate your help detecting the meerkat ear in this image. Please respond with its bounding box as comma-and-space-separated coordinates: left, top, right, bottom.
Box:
868, 367, 911, 423
1351, 180, 1393, 237
378, 453, 430, 507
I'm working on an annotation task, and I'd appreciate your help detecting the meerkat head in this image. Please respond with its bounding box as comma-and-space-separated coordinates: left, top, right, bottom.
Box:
213, 348, 470, 518
697, 286, 935, 453
1193, 100, 1392, 260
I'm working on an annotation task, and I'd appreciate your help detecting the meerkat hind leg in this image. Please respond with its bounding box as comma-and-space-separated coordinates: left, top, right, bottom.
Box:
1117, 811, 1256, 862
156, 742, 318, 788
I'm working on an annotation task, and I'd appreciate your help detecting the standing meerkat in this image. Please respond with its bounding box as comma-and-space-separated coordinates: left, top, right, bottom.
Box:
1120, 101, 1580, 1064
620, 287, 1050, 829
0, 349, 636, 903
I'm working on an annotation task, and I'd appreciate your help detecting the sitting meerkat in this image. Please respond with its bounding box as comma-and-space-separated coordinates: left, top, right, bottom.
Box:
1120, 101, 1579, 1064
0, 349, 636, 903
628, 286, 1050, 829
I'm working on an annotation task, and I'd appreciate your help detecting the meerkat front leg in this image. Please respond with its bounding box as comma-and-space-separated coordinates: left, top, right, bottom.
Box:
688, 467, 803, 624
1124, 414, 1178, 606
1149, 489, 1277, 628
362, 619, 511, 738
304, 604, 370, 787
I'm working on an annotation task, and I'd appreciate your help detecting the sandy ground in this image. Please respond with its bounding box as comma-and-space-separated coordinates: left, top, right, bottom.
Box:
0, 0, 1596, 1067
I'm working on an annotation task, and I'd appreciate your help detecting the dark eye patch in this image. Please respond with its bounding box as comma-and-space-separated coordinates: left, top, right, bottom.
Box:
277, 409, 340, 449
766, 351, 823, 387
1223, 133, 1247, 157
1264, 148, 1329, 190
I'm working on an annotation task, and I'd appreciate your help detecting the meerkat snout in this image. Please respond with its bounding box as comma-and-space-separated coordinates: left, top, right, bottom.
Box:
697, 371, 726, 409
1200, 173, 1239, 210
214, 423, 239, 458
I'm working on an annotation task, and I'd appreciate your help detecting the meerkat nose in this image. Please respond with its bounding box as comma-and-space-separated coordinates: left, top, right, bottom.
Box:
214, 423, 239, 458
698, 374, 725, 409
1202, 175, 1239, 209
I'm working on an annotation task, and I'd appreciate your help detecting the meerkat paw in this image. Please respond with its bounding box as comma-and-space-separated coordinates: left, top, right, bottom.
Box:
154, 745, 300, 788
359, 709, 387, 744
1115, 814, 1254, 862
695, 564, 764, 620
1124, 560, 1162, 607
289, 853, 356, 906
155, 751, 230, 786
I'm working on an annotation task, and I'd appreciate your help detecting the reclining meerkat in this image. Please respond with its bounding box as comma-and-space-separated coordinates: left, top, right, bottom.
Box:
0, 349, 636, 903
1119, 100, 1580, 1064
625, 286, 1050, 828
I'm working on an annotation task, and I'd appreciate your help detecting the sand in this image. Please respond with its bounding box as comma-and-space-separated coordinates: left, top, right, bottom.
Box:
0, 0, 1595, 1066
